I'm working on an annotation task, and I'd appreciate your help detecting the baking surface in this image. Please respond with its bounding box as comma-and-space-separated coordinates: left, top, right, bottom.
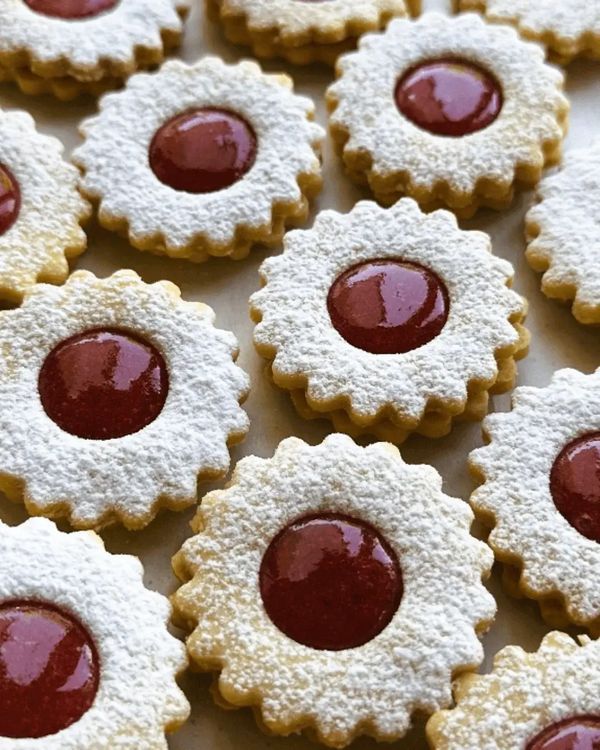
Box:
0, 0, 598, 748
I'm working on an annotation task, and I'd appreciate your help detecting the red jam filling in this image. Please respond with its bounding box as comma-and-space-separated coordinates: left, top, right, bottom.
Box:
38, 328, 169, 440
24, 0, 118, 19
527, 716, 600, 750
327, 259, 449, 354
0, 601, 99, 739
0, 165, 21, 237
395, 58, 503, 137
259, 514, 403, 651
149, 108, 257, 194
550, 432, 600, 543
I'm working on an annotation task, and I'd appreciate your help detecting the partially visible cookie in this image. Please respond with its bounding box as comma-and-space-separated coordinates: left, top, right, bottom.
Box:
456, 0, 600, 64
207, 0, 419, 66
327, 12, 569, 218
526, 142, 600, 325
428, 631, 600, 750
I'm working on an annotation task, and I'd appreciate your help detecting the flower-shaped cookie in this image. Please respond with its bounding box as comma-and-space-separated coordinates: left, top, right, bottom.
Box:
250, 199, 529, 443
470, 367, 600, 634
457, 0, 600, 64
0, 269, 249, 530
525, 142, 600, 325
208, 0, 418, 66
0, 0, 189, 100
0, 516, 189, 747
0, 109, 89, 301
173, 434, 495, 748
74, 57, 324, 262
428, 631, 600, 750
327, 12, 569, 218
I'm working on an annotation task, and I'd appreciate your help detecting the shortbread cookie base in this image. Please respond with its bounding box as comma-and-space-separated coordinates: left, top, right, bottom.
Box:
455, 0, 600, 65
207, 0, 421, 66
0, 64, 120, 100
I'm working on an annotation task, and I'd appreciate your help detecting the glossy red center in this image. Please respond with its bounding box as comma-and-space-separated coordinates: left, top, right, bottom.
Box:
550, 433, 600, 543
0, 601, 99, 739
38, 328, 169, 440
395, 58, 503, 137
149, 108, 257, 194
327, 259, 449, 354
527, 716, 600, 750
259, 514, 403, 651
24, 0, 118, 19
0, 165, 20, 236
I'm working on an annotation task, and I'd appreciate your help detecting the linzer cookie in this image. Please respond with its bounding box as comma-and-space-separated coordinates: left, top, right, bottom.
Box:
0, 516, 189, 746
470, 367, 600, 635
456, 0, 600, 64
428, 631, 600, 750
0, 108, 89, 301
250, 199, 529, 443
0, 0, 189, 101
173, 434, 495, 748
207, 0, 419, 66
0, 270, 249, 530
73, 57, 324, 262
327, 12, 569, 218
526, 142, 600, 325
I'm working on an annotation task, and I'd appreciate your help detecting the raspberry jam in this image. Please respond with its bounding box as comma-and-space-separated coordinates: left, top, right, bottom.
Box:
526, 716, 600, 750
327, 259, 449, 354
0, 601, 99, 738
0, 165, 20, 236
149, 108, 257, 194
24, 0, 118, 19
259, 514, 403, 651
395, 58, 503, 137
550, 432, 600, 543
38, 328, 169, 440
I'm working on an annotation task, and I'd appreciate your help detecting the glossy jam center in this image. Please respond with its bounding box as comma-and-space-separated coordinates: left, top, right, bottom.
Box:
259, 514, 403, 651
550, 433, 600, 543
395, 58, 503, 137
527, 716, 600, 750
327, 259, 449, 354
0, 165, 21, 236
24, 0, 118, 19
38, 328, 169, 440
0, 601, 99, 739
149, 108, 257, 193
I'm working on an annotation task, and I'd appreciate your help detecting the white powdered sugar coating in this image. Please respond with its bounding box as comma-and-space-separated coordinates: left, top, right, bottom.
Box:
73, 57, 324, 258
458, 0, 600, 61
0, 0, 188, 81
251, 199, 525, 423
174, 434, 495, 748
327, 13, 568, 199
427, 631, 600, 750
216, 0, 409, 41
0, 517, 189, 749
470, 367, 600, 627
525, 142, 600, 323
0, 108, 89, 300
0, 270, 250, 529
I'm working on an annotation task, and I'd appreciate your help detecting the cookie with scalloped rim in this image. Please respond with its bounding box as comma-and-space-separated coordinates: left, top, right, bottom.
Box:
0, 516, 189, 748
0, 0, 189, 99
327, 12, 569, 218
73, 57, 324, 262
525, 141, 600, 325
0, 269, 250, 530
250, 199, 529, 444
456, 0, 600, 65
0, 109, 90, 301
427, 631, 599, 750
173, 434, 495, 748
470, 366, 600, 634
206, 0, 420, 66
